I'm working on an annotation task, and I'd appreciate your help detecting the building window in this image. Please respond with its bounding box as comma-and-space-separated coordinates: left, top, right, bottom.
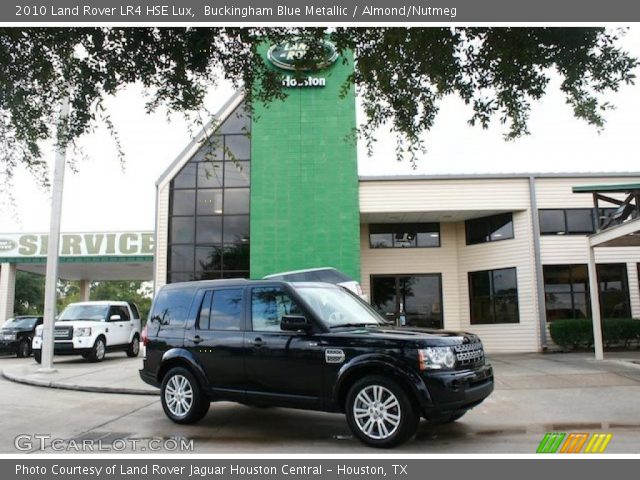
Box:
370, 274, 443, 329
538, 209, 610, 235
597, 263, 631, 318
543, 265, 590, 321
469, 267, 519, 324
369, 223, 440, 248
465, 213, 514, 245
167, 102, 250, 283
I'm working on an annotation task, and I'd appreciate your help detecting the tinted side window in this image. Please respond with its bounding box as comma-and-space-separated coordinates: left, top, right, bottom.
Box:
211, 289, 243, 330
128, 303, 140, 319
251, 287, 302, 332
149, 288, 192, 328
109, 306, 130, 321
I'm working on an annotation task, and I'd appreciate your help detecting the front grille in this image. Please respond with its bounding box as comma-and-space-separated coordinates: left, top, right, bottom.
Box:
54, 326, 73, 340
454, 341, 484, 367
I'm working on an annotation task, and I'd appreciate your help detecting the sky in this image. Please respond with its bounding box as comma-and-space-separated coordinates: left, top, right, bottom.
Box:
1, 27, 640, 233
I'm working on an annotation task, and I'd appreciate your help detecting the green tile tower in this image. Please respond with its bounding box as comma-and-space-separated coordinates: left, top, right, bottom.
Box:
250, 42, 360, 280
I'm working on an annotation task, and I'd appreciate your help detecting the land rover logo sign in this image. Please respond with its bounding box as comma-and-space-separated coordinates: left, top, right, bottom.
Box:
267, 39, 338, 71
0, 239, 16, 252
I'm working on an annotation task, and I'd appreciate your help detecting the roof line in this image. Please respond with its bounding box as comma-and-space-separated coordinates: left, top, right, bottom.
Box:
358, 172, 640, 182
156, 90, 245, 187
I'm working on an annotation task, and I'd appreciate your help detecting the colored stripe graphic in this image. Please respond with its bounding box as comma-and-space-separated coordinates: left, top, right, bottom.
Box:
560, 433, 589, 453
536, 432, 566, 453
538, 433, 613, 453
584, 433, 613, 453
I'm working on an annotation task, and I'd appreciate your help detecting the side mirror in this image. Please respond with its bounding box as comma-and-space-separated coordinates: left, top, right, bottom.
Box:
281, 315, 312, 333
109, 314, 122, 321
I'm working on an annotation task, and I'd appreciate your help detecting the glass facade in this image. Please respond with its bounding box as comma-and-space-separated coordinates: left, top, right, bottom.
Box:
370, 274, 443, 329
465, 213, 514, 245
369, 223, 440, 248
543, 263, 632, 320
167, 103, 250, 283
469, 267, 519, 324
597, 263, 631, 318
543, 265, 590, 321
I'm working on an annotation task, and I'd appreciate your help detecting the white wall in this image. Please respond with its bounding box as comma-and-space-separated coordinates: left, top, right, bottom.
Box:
154, 184, 170, 291
359, 175, 640, 353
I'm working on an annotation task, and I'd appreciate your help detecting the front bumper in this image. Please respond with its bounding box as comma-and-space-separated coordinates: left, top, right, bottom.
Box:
31, 336, 94, 355
0, 339, 19, 354
421, 363, 494, 416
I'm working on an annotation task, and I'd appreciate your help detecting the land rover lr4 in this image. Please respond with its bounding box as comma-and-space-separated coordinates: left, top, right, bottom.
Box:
140, 279, 494, 448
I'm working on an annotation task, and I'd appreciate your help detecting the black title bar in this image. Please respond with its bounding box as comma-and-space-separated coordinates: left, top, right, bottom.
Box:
3, 0, 640, 22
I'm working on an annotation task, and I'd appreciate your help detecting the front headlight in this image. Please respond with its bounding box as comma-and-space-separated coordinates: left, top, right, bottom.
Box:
35, 326, 43, 337
74, 327, 92, 337
418, 346, 456, 370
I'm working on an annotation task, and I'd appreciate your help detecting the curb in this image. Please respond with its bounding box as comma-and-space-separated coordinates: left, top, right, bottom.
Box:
1, 369, 159, 396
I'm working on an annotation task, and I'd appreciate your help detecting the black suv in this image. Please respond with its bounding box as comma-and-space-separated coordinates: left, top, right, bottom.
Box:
140, 280, 493, 448
0, 316, 43, 358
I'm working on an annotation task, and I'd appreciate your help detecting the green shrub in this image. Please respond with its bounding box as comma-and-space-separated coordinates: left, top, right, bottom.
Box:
550, 318, 640, 350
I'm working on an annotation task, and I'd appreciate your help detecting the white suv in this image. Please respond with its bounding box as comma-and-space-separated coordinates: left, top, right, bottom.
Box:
263, 267, 367, 300
32, 301, 141, 363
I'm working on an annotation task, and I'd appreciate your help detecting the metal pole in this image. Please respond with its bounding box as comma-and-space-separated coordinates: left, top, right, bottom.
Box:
587, 245, 604, 361
39, 94, 71, 373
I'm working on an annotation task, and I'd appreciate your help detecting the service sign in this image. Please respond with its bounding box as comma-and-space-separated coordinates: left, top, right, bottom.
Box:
0, 232, 154, 258
267, 38, 338, 71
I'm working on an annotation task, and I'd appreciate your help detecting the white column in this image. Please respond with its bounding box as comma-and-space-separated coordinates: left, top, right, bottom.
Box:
587, 246, 604, 360
0, 263, 17, 325
79, 280, 91, 302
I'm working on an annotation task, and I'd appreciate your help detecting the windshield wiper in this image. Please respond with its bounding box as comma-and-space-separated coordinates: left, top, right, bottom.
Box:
329, 323, 379, 329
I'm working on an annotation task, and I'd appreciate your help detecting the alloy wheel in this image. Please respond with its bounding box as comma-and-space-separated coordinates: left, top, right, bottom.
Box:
353, 385, 401, 440
164, 374, 194, 418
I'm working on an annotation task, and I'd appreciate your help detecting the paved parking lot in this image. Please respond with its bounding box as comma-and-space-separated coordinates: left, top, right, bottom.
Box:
1, 351, 640, 453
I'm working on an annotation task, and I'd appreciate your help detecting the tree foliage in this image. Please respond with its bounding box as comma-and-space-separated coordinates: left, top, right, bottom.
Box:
14, 271, 45, 315
55, 280, 152, 320
0, 27, 636, 182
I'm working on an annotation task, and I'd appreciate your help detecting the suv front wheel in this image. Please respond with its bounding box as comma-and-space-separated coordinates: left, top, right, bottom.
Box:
87, 337, 106, 362
345, 375, 419, 448
160, 367, 210, 424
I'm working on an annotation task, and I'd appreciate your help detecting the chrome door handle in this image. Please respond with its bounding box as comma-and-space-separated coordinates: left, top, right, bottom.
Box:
253, 337, 264, 347
190, 335, 202, 344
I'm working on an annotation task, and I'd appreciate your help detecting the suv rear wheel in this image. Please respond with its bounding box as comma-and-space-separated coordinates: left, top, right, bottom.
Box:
161, 367, 210, 424
17, 339, 31, 358
345, 375, 419, 448
126, 335, 140, 357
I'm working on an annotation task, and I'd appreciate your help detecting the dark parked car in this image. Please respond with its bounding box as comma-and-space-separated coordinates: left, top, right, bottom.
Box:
140, 279, 493, 448
0, 316, 43, 358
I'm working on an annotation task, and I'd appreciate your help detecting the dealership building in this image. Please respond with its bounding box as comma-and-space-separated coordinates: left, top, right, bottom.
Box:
149, 41, 640, 353
2, 42, 639, 354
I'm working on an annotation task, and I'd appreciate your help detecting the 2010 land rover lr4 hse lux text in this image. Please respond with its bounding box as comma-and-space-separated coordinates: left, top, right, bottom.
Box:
140, 280, 494, 448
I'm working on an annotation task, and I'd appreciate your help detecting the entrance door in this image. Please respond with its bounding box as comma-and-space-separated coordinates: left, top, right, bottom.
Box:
371, 274, 443, 329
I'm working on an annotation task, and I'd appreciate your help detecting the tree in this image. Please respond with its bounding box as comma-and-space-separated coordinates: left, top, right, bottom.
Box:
90, 281, 153, 321
0, 27, 636, 181
14, 271, 45, 315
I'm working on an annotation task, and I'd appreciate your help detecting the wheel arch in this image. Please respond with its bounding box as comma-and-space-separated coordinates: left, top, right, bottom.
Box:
334, 356, 431, 413
157, 348, 209, 390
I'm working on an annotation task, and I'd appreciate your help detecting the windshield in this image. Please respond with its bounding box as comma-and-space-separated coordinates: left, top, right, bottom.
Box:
4, 317, 38, 329
59, 305, 109, 322
295, 286, 382, 328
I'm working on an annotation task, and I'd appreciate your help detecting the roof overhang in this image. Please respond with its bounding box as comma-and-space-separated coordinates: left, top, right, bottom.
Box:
360, 209, 519, 223
589, 217, 640, 248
